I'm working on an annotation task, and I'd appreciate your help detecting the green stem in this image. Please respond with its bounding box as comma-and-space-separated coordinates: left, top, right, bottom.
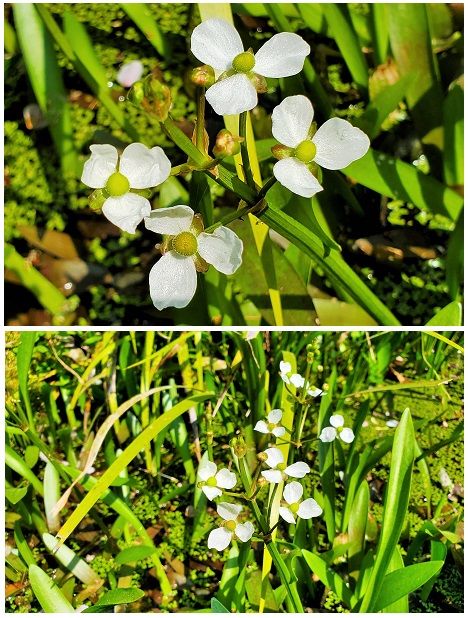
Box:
204, 202, 253, 233
195, 87, 206, 152
257, 176, 277, 201
265, 540, 304, 612
239, 111, 255, 189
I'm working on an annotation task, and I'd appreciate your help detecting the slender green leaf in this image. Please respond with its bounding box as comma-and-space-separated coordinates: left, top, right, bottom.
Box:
28, 564, 75, 612
359, 409, 415, 612
302, 550, 355, 608
426, 301, 462, 326
13, 4, 79, 175
121, 4, 170, 56
92, 587, 145, 607
373, 561, 444, 612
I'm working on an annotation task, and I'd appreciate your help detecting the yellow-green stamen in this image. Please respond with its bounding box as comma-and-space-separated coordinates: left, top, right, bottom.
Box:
232, 51, 255, 73
289, 502, 300, 514
105, 171, 130, 197
172, 231, 198, 257
225, 520, 236, 532
277, 463, 286, 471
295, 140, 317, 163
206, 476, 218, 487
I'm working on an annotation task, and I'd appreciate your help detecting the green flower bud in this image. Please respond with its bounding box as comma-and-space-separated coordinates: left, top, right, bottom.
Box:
271, 144, 294, 160
88, 188, 107, 211
191, 65, 216, 88
213, 129, 243, 158
127, 80, 145, 107
250, 73, 267, 94
230, 436, 247, 458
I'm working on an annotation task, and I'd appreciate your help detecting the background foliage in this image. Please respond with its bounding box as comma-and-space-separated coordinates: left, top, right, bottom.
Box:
5, 330, 464, 612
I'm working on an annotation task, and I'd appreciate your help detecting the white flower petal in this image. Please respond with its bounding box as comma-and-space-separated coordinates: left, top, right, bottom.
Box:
216, 468, 237, 489
280, 373, 290, 384
203, 486, 223, 501
208, 526, 232, 551
283, 481, 303, 504
119, 143, 171, 189
340, 428, 355, 444
271, 95, 314, 148
297, 498, 323, 519
307, 388, 323, 398
197, 226, 243, 275
102, 193, 151, 234
217, 502, 242, 521
117, 60, 143, 88
272, 426, 286, 438
254, 33, 310, 78
190, 18, 243, 72
279, 506, 296, 524
273, 158, 323, 198
289, 373, 305, 388
285, 461, 310, 478
312, 118, 370, 170
261, 469, 283, 484
254, 420, 269, 434
206, 73, 257, 116
148, 253, 197, 310
264, 447, 284, 469
386, 420, 399, 428
198, 459, 218, 481
145, 205, 194, 235
235, 521, 254, 542
319, 426, 337, 443
279, 361, 291, 374
267, 409, 283, 424
81, 144, 118, 188
329, 415, 344, 428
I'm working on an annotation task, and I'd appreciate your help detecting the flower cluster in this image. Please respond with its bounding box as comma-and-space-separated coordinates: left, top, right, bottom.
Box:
80, 18, 370, 310
279, 361, 323, 398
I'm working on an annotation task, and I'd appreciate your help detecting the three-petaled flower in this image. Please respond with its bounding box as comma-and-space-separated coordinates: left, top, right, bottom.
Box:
279, 481, 323, 523
319, 414, 355, 444
271, 95, 370, 197
81, 143, 171, 233
254, 409, 286, 437
198, 458, 237, 500
144, 205, 243, 310
190, 19, 310, 115
261, 447, 310, 484
208, 503, 255, 551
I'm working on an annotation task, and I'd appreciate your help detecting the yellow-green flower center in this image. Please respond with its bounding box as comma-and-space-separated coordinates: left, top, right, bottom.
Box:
232, 51, 255, 73
206, 476, 218, 487
277, 463, 287, 471
295, 140, 317, 163
172, 231, 198, 256
224, 520, 237, 532
105, 171, 130, 197
289, 502, 300, 514
267, 422, 276, 431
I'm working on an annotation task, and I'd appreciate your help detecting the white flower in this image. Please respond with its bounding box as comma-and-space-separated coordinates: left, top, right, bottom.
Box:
144, 205, 243, 310
117, 60, 144, 87
386, 419, 399, 428
190, 19, 310, 115
207, 503, 254, 551
198, 459, 237, 501
271, 95, 370, 197
279, 481, 322, 523
319, 414, 355, 444
261, 447, 310, 484
81, 143, 171, 233
307, 388, 323, 398
254, 409, 286, 438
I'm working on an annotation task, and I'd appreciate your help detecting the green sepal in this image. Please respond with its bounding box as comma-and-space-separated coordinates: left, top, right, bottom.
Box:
88, 188, 107, 211
131, 188, 152, 198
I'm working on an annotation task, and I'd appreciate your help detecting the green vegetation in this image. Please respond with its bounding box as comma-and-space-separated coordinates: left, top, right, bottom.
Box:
5, 330, 464, 612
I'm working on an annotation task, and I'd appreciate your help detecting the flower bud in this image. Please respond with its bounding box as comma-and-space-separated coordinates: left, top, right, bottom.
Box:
143, 76, 172, 121
271, 144, 294, 160
213, 129, 243, 158
191, 65, 216, 88
127, 80, 145, 106
88, 188, 107, 211
250, 72, 268, 93
230, 436, 247, 458
257, 452, 268, 463
257, 476, 268, 488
